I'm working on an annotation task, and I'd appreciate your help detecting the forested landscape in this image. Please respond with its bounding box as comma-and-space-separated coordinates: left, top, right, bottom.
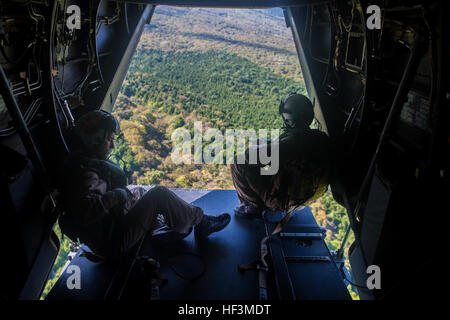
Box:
42, 6, 358, 299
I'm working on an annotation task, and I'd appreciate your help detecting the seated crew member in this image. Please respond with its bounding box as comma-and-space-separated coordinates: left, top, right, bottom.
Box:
59, 110, 231, 258
230, 94, 331, 218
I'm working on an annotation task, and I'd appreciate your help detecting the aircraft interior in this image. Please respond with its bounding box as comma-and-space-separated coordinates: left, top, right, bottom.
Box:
0, 0, 448, 301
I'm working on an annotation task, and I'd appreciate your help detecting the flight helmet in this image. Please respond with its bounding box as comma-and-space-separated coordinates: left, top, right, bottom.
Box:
278, 94, 314, 129
75, 110, 120, 151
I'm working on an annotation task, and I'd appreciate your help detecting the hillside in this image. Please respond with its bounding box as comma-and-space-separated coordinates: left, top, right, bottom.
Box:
139, 6, 302, 82
112, 6, 307, 189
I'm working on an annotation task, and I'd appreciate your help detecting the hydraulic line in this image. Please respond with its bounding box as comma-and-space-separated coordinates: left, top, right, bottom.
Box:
49, 0, 69, 153
0, 63, 49, 189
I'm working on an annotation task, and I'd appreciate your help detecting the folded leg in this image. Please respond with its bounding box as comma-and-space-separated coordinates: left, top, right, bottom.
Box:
113, 186, 203, 254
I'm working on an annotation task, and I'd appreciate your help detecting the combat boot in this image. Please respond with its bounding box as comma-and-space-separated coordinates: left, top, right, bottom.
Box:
194, 213, 231, 240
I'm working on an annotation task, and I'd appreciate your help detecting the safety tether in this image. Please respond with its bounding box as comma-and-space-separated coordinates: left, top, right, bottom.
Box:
238, 205, 302, 300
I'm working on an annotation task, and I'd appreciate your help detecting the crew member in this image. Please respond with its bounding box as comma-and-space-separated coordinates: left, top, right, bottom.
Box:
230, 94, 331, 218
60, 110, 231, 258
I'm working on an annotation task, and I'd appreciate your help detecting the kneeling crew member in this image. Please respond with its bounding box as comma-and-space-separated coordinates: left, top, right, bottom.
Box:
230, 94, 331, 218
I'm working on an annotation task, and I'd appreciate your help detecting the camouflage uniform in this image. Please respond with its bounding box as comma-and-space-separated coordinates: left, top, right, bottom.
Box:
230, 127, 331, 212
60, 152, 203, 258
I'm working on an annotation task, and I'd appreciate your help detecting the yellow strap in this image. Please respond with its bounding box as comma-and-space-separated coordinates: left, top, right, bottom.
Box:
271, 206, 302, 235
256, 206, 302, 299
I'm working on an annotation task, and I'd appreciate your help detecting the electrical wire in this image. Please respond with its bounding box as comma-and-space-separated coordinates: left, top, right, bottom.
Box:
342, 274, 369, 290
167, 252, 206, 281
0, 97, 43, 136
52, 0, 96, 99
338, 0, 356, 33
124, 2, 130, 35
49, 0, 69, 153
339, 265, 369, 290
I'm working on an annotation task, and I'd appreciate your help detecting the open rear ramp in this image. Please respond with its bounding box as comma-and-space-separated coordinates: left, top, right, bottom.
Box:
47, 189, 350, 300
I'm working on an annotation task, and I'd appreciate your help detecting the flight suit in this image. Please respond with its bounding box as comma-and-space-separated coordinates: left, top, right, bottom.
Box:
60, 152, 204, 258
230, 128, 331, 212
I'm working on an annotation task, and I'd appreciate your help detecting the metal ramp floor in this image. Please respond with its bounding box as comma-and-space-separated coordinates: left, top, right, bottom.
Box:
47, 188, 351, 300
